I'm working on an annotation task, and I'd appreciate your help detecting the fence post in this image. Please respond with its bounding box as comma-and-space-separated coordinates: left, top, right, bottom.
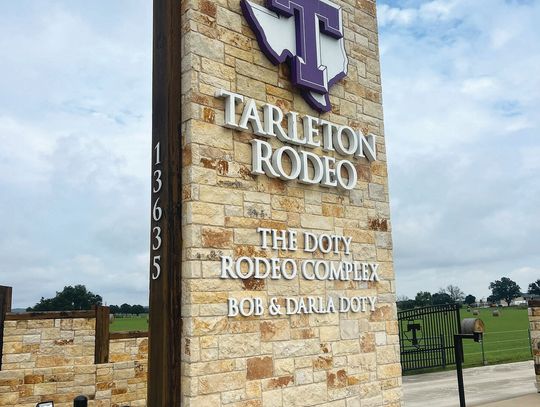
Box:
0, 285, 13, 371
94, 305, 110, 364
441, 334, 447, 368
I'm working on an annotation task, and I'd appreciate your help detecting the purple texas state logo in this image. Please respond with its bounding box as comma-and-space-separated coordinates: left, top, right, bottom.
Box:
241, 0, 349, 113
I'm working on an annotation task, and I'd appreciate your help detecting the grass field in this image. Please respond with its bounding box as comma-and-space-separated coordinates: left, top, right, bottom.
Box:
110, 315, 148, 332
109, 307, 533, 370
461, 307, 532, 367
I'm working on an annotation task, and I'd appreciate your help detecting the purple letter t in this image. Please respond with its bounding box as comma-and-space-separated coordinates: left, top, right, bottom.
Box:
268, 0, 343, 94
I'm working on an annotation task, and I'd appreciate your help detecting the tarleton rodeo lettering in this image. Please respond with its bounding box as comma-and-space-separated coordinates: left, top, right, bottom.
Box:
216, 89, 377, 190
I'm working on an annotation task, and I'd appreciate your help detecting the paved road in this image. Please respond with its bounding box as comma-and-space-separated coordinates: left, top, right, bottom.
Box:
478, 394, 540, 407
403, 361, 538, 407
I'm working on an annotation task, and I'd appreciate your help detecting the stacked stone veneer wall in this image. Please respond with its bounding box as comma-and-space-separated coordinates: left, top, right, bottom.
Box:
1, 318, 96, 370
0, 313, 148, 407
530, 300, 540, 392
180, 0, 401, 406
0, 361, 147, 407
109, 337, 148, 364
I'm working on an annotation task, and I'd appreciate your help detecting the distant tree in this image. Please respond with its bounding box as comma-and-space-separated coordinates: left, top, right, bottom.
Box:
432, 292, 454, 305
110, 305, 121, 314
131, 305, 145, 316
397, 297, 416, 310
444, 285, 465, 303
528, 280, 540, 295
403, 300, 417, 310
489, 277, 521, 306
27, 285, 102, 312
415, 291, 432, 307
464, 295, 476, 306
120, 303, 133, 315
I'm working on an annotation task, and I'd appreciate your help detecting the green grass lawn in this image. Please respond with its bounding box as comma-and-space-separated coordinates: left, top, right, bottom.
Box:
110, 314, 148, 332
401, 306, 533, 375
461, 307, 532, 367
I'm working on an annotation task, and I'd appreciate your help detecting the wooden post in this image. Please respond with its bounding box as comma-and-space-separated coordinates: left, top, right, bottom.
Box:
0, 285, 13, 370
94, 305, 110, 364
147, 0, 183, 406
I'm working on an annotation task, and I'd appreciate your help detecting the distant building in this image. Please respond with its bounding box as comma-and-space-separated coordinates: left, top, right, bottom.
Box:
523, 293, 540, 302
510, 296, 528, 306
493, 294, 540, 307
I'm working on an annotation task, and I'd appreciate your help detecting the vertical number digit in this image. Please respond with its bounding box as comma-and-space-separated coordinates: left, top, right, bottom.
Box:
154, 142, 161, 165
152, 198, 162, 221
152, 255, 161, 280
153, 170, 162, 193
152, 226, 162, 250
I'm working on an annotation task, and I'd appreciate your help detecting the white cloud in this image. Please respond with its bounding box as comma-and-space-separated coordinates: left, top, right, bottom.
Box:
0, 0, 152, 307
419, 0, 457, 20
378, 0, 459, 27
378, 5, 419, 27
0, 117, 55, 187
460, 77, 499, 96
379, 0, 540, 299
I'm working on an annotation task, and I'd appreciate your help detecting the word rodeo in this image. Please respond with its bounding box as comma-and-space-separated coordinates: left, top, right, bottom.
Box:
220, 256, 380, 282
220, 228, 381, 282
216, 89, 377, 190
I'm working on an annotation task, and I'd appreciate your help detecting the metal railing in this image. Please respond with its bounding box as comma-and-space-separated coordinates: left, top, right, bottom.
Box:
398, 303, 462, 371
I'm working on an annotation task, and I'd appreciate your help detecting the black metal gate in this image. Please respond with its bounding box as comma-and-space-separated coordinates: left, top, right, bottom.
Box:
398, 303, 461, 371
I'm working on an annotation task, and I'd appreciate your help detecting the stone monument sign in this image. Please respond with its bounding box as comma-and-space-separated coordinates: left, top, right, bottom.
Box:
147, 1, 401, 406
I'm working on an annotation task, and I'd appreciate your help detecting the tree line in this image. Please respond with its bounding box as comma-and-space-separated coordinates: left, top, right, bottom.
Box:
24, 278, 540, 313
109, 303, 148, 316
26, 285, 147, 315
398, 278, 540, 310
397, 285, 466, 310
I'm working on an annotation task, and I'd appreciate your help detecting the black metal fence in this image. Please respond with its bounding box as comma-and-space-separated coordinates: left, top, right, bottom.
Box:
398, 303, 462, 371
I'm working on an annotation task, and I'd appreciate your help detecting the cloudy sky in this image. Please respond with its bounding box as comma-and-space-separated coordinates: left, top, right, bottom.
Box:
0, 0, 538, 308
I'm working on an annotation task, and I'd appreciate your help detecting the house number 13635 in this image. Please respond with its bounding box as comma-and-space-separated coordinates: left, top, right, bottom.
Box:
151, 142, 162, 280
